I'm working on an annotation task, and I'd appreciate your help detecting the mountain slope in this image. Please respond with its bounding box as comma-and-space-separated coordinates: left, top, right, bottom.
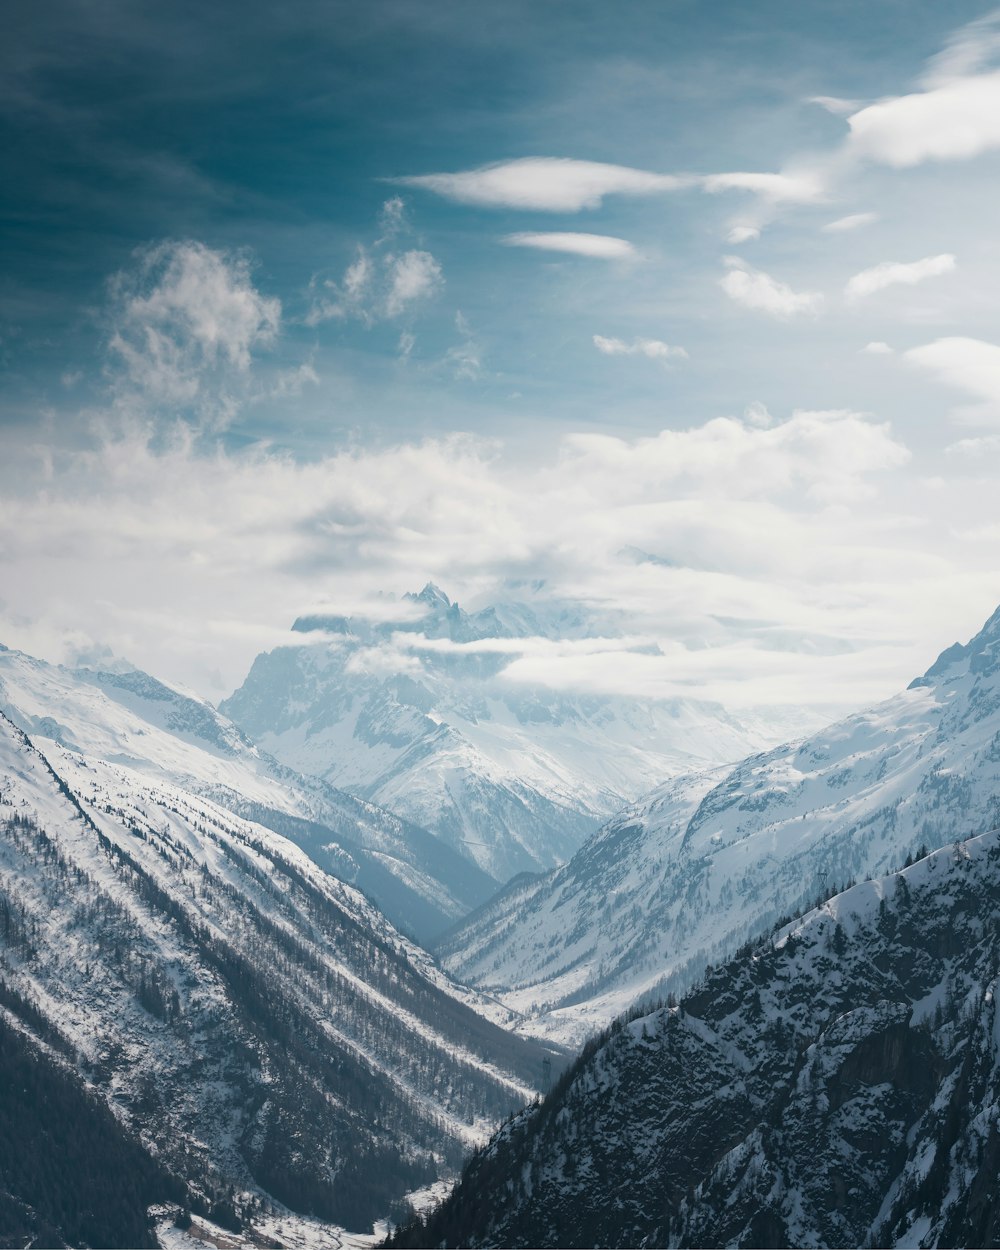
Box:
221, 584, 822, 880
391, 831, 1000, 1248
439, 603, 1000, 1044
0, 712, 559, 1237
0, 645, 496, 942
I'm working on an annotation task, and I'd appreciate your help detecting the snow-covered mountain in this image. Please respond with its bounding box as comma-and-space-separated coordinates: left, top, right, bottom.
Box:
393, 831, 1000, 1248
221, 584, 823, 880
0, 645, 496, 943
438, 602, 1000, 1045
0, 711, 560, 1243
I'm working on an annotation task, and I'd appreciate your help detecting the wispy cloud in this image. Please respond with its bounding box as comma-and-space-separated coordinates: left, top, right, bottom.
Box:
720, 258, 823, 318
845, 253, 955, 300
306, 199, 443, 325
503, 232, 636, 259
593, 335, 688, 363
726, 225, 761, 244
823, 212, 878, 233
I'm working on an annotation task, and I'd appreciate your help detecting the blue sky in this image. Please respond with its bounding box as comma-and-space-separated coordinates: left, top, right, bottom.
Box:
3, 0, 1000, 708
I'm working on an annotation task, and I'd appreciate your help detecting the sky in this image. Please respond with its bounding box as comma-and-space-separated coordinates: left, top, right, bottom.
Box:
3, 0, 1000, 712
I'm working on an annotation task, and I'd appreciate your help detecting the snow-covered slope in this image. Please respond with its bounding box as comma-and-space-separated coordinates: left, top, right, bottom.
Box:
394, 831, 1000, 1249
0, 645, 497, 942
0, 712, 560, 1238
221, 584, 822, 880
439, 602, 1000, 1045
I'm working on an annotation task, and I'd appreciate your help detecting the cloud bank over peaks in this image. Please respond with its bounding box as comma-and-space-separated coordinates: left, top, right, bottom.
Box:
0, 407, 922, 703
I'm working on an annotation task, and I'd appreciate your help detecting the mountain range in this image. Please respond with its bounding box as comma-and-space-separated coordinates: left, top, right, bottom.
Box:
221, 583, 825, 881
0, 644, 494, 945
391, 828, 1000, 1248
0, 694, 560, 1244
437, 604, 1000, 1045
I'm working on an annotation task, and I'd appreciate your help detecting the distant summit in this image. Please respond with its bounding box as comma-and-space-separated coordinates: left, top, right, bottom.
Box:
222, 585, 820, 880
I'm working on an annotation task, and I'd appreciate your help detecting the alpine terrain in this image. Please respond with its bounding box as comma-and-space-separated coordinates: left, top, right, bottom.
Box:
439, 603, 1000, 1044
390, 831, 1000, 1248
0, 707, 561, 1245
0, 645, 496, 944
221, 583, 825, 880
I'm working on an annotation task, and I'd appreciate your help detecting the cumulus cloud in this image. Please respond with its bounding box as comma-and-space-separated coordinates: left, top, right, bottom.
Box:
395, 157, 687, 211
845, 253, 955, 300
720, 258, 823, 318
107, 240, 280, 423
846, 15, 1000, 171
904, 336, 1000, 424
593, 335, 688, 363
823, 212, 878, 233
502, 232, 636, 259
861, 341, 894, 355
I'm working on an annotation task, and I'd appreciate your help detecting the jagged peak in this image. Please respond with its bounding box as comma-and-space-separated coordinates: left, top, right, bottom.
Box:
909, 600, 1000, 688
405, 582, 452, 609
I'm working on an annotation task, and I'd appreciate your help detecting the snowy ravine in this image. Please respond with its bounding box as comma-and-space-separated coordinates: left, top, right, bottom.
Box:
439, 602, 1000, 1045
221, 584, 823, 881
0, 645, 497, 944
391, 831, 1000, 1249
0, 711, 561, 1241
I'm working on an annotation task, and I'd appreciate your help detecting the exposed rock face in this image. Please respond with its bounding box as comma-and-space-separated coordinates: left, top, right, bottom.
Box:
389, 830, 1000, 1248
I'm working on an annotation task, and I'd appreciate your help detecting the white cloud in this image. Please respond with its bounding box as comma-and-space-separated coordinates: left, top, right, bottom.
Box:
503, 232, 636, 259
702, 169, 826, 204
845, 253, 955, 300
809, 95, 864, 116
847, 71, 1000, 168
395, 157, 687, 211
0, 409, 924, 705
726, 225, 761, 244
861, 341, 894, 355
823, 212, 878, 233
743, 401, 773, 428
385, 250, 443, 316
306, 201, 443, 325
443, 311, 483, 380
107, 241, 280, 423
905, 336, 1000, 424
720, 258, 823, 318
593, 335, 688, 363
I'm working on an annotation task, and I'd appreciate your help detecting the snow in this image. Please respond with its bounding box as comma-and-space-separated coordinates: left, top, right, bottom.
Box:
440, 603, 1000, 1045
